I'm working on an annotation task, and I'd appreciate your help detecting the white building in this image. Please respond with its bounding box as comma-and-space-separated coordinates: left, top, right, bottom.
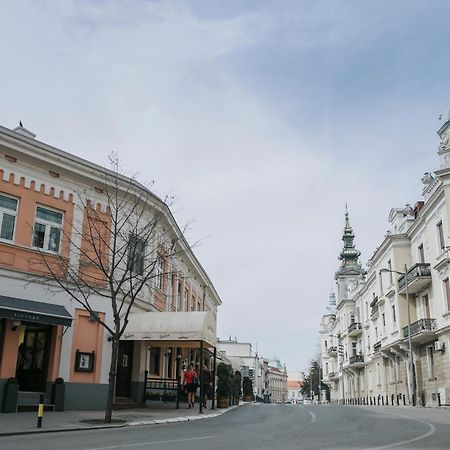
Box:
321, 111, 450, 407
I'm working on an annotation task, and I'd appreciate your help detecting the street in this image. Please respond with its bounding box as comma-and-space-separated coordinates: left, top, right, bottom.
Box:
1, 403, 450, 450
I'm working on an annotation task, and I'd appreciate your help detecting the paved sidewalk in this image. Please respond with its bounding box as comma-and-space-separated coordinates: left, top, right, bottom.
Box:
0, 402, 240, 436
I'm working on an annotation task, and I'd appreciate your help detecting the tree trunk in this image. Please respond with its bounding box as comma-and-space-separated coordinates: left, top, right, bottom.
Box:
105, 337, 119, 423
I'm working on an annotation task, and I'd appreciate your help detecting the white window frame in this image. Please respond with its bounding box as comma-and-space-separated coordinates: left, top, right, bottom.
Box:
155, 254, 164, 290
127, 234, 146, 275
437, 221, 445, 252
32, 205, 64, 253
0, 193, 18, 242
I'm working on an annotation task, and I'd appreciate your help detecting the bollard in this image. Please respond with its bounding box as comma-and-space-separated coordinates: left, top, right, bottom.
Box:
403, 394, 406, 406
37, 393, 44, 428
386, 395, 388, 405
412, 394, 416, 406
381, 396, 384, 406
438, 392, 441, 407
391, 394, 394, 405
421, 392, 425, 406
377, 396, 380, 406
397, 394, 399, 406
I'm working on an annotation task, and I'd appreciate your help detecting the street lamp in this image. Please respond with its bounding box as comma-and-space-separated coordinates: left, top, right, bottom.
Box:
380, 264, 415, 406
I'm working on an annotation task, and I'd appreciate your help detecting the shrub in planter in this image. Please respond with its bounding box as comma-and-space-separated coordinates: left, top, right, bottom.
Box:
216, 362, 232, 408
51, 377, 65, 411
145, 392, 161, 401
2, 377, 19, 413
242, 376, 253, 401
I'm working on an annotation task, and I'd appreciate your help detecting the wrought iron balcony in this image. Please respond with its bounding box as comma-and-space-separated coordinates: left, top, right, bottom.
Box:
398, 263, 432, 294
348, 322, 363, 336
403, 318, 436, 343
373, 341, 382, 353
328, 371, 338, 380
349, 354, 364, 367
327, 346, 337, 356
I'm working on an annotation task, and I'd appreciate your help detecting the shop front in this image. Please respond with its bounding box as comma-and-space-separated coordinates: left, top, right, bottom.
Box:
0, 295, 73, 410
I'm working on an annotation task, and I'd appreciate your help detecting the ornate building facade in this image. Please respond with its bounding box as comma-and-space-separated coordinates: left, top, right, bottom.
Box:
321, 111, 450, 407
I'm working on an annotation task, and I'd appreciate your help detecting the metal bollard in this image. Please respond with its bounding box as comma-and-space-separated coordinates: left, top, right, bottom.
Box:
381, 396, 384, 406
438, 392, 441, 407
37, 393, 44, 428
403, 394, 406, 405
386, 395, 388, 405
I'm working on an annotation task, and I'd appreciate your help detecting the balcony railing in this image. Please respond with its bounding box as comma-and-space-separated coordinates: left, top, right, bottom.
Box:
398, 263, 432, 293
373, 341, 382, 352
348, 322, 362, 335
327, 346, 337, 356
403, 318, 437, 338
371, 305, 379, 316
328, 371, 338, 380
349, 354, 364, 365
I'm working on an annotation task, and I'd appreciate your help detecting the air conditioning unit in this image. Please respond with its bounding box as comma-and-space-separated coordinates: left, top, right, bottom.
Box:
434, 340, 444, 351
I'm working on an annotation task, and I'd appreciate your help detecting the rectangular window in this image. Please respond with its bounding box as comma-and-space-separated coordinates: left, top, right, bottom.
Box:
155, 255, 164, 290
149, 347, 160, 375
423, 294, 430, 318
191, 295, 196, 311
392, 305, 396, 323
177, 282, 182, 311
352, 342, 357, 356
418, 244, 425, 263
127, 234, 145, 274
444, 279, 450, 311
427, 346, 435, 379
325, 362, 328, 375
184, 288, 189, 311
437, 221, 445, 251
32, 205, 63, 252
382, 313, 386, 327
0, 193, 18, 241
324, 340, 328, 351
387, 260, 393, 285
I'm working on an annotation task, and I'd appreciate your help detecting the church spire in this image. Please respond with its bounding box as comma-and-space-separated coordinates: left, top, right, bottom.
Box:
339, 205, 361, 269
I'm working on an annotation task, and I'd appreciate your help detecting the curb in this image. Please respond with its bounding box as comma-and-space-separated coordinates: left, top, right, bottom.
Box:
0, 405, 240, 437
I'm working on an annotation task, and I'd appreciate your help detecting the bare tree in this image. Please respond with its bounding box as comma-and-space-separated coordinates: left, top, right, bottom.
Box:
35, 154, 186, 422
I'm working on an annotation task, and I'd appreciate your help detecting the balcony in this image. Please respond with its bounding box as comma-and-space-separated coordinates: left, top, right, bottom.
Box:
327, 346, 337, 357
349, 354, 364, 368
403, 318, 437, 344
328, 371, 339, 380
398, 263, 432, 294
348, 322, 363, 336
373, 341, 382, 353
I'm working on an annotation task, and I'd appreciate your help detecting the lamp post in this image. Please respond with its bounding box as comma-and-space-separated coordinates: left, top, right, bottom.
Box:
380, 264, 415, 406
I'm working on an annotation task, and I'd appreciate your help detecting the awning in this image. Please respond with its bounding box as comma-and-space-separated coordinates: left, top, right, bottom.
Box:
121, 311, 216, 348
0, 295, 73, 327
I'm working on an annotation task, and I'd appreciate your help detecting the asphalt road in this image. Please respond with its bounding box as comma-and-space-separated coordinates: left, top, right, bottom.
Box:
1, 403, 450, 450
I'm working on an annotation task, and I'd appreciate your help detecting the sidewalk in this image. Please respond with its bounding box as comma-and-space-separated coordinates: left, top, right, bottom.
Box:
0, 402, 241, 436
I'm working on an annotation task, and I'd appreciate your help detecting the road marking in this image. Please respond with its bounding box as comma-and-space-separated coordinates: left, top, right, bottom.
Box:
366, 410, 436, 450
86, 435, 216, 449
307, 411, 316, 424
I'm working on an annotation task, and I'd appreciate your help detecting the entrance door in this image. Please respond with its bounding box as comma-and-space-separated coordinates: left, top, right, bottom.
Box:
116, 341, 134, 397
16, 324, 52, 392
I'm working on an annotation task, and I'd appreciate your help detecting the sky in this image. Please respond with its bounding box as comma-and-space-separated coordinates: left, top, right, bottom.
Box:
1, 0, 450, 372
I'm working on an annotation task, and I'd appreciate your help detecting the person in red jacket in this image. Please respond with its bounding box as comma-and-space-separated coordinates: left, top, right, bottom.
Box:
183, 364, 198, 408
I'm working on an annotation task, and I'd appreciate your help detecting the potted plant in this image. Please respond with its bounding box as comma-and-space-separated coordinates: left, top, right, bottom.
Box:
216, 362, 232, 408
51, 377, 65, 411
2, 377, 19, 413
233, 371, 242, 405
242, 376, 253, 402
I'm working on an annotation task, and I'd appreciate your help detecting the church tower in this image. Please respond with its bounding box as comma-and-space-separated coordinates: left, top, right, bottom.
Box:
335, 206, 365, 305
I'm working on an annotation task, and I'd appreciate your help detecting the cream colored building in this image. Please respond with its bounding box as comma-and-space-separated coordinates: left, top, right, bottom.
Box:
321, 111, 450, 407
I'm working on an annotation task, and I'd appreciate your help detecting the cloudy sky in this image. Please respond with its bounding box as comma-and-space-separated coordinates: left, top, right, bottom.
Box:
1, 0, 450, 371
